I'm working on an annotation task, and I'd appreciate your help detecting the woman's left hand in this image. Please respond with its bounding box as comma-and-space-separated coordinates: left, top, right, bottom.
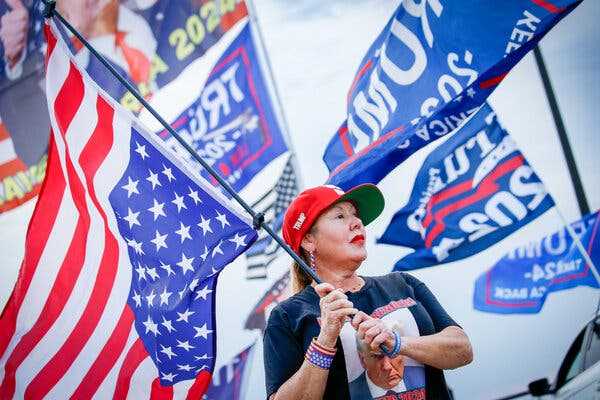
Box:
351, 311, 395, 352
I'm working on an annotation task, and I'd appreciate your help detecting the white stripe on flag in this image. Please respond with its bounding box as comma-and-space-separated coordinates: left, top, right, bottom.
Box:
0, 137, 17, 165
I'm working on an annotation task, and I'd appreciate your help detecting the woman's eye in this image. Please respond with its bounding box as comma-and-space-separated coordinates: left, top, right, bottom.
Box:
336, 214, 344, 219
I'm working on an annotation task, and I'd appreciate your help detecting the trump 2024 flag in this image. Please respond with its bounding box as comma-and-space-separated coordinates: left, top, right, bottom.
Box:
0, 21, 257, 399
474, 211, 600, 314
323, 0, 582, 189
378, 103, 554, 270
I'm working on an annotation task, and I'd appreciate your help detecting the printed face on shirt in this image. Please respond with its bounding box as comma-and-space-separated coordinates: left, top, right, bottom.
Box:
359, 350, 405, 390
302, 201, 367, 268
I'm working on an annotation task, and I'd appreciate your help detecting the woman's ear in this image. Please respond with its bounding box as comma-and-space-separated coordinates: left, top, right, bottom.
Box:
300, 233, 316, 254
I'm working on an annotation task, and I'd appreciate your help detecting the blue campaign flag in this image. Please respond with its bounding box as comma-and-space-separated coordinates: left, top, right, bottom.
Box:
323, 0, 582, 189
377, 103, 555, 270
157, 22, 288, 192
474, 211, 600, 314
205, 342, 255, 400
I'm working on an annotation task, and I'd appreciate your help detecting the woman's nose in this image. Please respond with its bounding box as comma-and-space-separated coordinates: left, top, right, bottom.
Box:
350, 215, 363, 230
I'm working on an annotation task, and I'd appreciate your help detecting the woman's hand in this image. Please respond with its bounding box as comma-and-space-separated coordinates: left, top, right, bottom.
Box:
351, 311, 395, 352
314, 283, 357, 348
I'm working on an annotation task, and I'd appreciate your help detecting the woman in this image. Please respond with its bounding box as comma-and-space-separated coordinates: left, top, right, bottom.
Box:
263, 184, 473, 399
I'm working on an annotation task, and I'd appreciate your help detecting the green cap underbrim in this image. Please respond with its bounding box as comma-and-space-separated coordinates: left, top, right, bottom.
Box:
337, 184, 385, 227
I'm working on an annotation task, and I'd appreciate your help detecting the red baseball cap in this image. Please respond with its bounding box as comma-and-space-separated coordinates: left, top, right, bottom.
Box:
282, 184, 385, 254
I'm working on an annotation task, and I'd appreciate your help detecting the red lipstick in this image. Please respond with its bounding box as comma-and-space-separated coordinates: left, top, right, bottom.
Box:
351, 234, 365, 244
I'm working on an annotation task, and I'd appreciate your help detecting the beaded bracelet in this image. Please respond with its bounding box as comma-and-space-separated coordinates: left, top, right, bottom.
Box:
381, 331, 402, 358
305, 338, 336, 370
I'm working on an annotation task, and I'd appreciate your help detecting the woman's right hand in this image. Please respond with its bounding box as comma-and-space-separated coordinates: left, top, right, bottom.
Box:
314, 283, 358, 349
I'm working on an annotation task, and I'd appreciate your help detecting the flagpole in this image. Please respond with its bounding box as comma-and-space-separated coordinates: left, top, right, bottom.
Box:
533, 46, 590, 216
41, 0, 321, 285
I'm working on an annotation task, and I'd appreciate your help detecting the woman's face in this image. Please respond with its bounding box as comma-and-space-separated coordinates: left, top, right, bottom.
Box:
303, 201, 367, 268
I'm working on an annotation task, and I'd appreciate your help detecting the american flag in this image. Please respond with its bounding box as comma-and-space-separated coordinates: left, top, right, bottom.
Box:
244, 158, 298, 279
0, 20, 257, 399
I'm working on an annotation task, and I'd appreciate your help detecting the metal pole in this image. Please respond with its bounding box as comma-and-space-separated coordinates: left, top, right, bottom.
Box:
41, 0, 321, 284
533, 46, 590, 215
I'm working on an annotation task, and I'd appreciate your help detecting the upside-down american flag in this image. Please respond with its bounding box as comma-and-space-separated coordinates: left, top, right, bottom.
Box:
0, 20, 257, 399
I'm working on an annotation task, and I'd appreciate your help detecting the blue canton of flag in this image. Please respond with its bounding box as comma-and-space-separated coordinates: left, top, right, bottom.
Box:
323, 0, 582, 189
378, 103, 554, 270
109, 128, 257, 386
474, 211, 600, 314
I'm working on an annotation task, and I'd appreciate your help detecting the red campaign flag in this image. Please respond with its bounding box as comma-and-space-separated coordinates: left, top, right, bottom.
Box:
0, 20, 257, 399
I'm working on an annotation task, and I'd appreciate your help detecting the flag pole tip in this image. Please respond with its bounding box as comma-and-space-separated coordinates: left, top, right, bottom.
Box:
42, 0, 56, 18
253, 212, 265, 230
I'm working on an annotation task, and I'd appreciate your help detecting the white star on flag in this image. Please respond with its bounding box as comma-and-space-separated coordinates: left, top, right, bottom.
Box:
121, 176, 139, 197
161, 316, 176, 333
212, 241, 224, 258
160, 345, 177, 360
175, 222, 192, 243
215, 210, 230, 228
150, 230, 168, 251
123, 208, 141, 229
193, 323, 213, 339
176, 253, 195, 274
145, 290, 156, 307
134, 142, 149, 159
176, 340, 195, 352
162, 164, 175, 182
128, 238, 144, 255
172, 192, 187, 212
132, 291, 142, 307
146, 266, 159, 281
187, 187, 202, 205
159, 287, 172, 306
148, 198, 166, 220
197, 215, 212, 236
177, 308, 195, 323
146, 169, 162, 189
161, 372, 177, 382
228, 233, 247, 249
194, 285, 213, 301
159, 261, 175, 277
143, 315, 159, 336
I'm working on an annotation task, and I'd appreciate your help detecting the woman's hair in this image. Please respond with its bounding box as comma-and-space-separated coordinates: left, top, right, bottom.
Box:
291, 251, 312, 294
290, 225, 317, 294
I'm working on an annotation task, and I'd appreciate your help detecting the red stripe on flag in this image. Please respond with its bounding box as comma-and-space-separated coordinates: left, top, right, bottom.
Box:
53, 63, 84, 136
186, 371, 212, 400
346, 60, 373, 103
25, 98, 119, 398
113, 339, 149, 399
0, 137, 64, 358
530, 0, 565, 13
479, 73, 507, 89
71, 307, 135, 399
151, 378, 174, 400
337, 126, 354, 157
423, 155, 525, 247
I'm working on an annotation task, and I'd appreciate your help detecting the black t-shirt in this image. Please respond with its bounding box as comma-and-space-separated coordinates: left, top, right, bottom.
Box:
263, 272, 458, 400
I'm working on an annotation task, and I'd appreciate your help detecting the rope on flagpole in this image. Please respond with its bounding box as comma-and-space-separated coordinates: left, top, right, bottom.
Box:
40, 0, 322, 285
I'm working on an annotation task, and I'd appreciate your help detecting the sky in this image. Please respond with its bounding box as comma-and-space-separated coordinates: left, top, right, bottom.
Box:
0, 1, 599, 399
